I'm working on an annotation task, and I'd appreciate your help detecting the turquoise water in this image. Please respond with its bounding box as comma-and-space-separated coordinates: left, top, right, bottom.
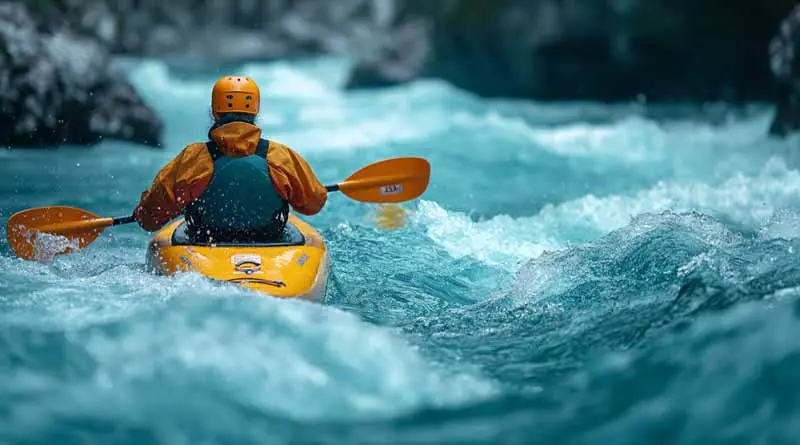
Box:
3, 57, 800, 444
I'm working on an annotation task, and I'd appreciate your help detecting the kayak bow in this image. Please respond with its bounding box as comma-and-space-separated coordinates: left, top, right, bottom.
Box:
145, 214, 329, 300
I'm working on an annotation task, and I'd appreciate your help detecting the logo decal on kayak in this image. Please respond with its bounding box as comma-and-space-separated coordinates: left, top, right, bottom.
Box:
179, 255, 193, 271
231, 254, 262, 275
380, 184, 403, 196
296, 253, 308, 266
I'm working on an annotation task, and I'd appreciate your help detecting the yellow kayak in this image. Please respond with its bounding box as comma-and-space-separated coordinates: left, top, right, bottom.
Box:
144, 214, 329, 301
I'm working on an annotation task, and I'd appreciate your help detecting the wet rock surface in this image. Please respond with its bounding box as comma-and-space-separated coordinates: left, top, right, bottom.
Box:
0, 2, 162, 148
769, 3, 800, 138
29, 0, 799, 103
347, 0, 798, 103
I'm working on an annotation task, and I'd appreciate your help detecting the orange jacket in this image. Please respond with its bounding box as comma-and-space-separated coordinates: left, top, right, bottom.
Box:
134, 121, 327, 232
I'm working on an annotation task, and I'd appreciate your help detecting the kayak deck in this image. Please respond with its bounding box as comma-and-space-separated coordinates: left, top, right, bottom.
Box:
145, 215, 329, 300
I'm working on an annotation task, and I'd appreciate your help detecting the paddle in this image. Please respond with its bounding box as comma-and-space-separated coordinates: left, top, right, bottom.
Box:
6, 157, 430, 260
326, 156, 430, 230
6, 207, 134, 261
325, 157, 430, 204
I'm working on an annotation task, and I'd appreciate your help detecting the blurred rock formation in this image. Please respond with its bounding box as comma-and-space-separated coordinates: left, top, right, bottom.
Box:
0, 2, 163, 148
32, 0, 795, 102
769, 3, 800, 137
9, 0, 800, 144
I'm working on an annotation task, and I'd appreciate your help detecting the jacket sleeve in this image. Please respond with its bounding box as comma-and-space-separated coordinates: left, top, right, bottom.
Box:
134, 144, 214, 231
268, 142, 328, 215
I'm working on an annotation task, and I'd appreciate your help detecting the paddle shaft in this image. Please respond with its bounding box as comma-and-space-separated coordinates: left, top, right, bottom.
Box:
43, 178, 387, 234
37, 214, 135, 234
89, 160, 422, 228
114, 215, 136, 225
39, 181, 356, 234
45, 173, 413, 233
7, 157, 428, 261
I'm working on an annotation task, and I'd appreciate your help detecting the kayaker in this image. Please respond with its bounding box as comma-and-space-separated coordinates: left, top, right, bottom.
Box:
133, 75, 327, 242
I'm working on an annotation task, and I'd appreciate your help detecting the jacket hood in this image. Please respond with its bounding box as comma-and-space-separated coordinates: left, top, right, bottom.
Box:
208, 121, 262, 157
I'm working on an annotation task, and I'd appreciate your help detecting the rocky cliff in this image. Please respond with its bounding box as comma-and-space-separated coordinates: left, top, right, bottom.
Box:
0, 2, 163, 149
768, 3, 800, 137
33, 0, 799, 103
350, 0, 799, 103
27, 0, 385, 66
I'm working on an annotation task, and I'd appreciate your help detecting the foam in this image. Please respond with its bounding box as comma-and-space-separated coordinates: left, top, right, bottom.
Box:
452, 110, 780, 168
414, 158, 800, 268
757, 208, 800, 241
537, 157, 800, 234
526, 116, 667, 162
239, 59, 347, 98
412, 201, 561, 270
0, 263, 498, 426
271, 109, 450, 152
0, 246, 497, 421
125, 59, 341, 101
73, 295, 497, 421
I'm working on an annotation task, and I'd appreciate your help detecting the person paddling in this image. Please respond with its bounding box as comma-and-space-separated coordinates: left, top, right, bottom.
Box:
133, 75, 327, 242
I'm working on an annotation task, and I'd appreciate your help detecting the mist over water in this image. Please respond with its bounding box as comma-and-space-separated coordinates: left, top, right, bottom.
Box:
2, 57, 800, 444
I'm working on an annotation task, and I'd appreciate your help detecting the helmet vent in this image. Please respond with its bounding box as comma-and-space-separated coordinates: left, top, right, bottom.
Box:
213, 76, 259, 114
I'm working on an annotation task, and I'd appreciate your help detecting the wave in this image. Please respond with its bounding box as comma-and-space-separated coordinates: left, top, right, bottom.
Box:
413, 157, 800, 270
0, 254, 497, 438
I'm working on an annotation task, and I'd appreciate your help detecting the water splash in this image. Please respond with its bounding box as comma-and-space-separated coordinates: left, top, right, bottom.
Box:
1, 57, 799, 444
17, 228, 83, 264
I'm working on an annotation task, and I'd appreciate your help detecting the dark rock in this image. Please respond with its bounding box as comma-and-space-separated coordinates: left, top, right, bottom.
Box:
23, 0, 800, 109
345, 0, 798, 103
0, 2, 162, 148
769, 4, 800, 137
42, 0, 382, 66
345, 18, 431, 89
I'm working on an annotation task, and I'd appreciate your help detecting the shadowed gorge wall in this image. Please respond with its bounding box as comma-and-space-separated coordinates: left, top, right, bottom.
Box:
24, 0, 800, 101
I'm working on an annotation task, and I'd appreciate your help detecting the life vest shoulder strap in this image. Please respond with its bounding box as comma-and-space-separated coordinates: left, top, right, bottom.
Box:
255, 138, 269, 159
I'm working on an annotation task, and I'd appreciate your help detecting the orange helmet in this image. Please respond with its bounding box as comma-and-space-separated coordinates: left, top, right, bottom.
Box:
211, 75, 260, 115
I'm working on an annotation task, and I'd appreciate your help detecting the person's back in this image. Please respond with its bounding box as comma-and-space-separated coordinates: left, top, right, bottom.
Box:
134, 75, 327, 242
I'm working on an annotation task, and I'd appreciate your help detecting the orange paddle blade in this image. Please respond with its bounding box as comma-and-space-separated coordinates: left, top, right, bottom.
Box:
335, 157, 430, 203
6, 206, 113, 260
